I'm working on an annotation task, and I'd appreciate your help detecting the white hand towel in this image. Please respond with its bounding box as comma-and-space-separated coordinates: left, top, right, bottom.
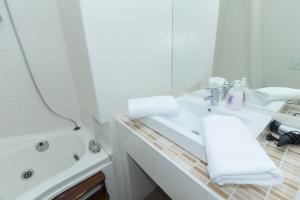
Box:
257, 87, 300, 101
201, 115, 284, 186
128, 96, 179, 119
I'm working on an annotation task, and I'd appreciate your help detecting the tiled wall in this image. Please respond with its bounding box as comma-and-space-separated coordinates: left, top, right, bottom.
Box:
57, 0, 99, 125
80, 0, 173, 123
57, 0, 114, 149
0, 0, 81, 137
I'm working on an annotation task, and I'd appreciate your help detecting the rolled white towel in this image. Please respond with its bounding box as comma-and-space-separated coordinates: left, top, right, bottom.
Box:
256, 87, 300, 101
201, 115, 284, 186
128, 96, 179, 119
209, 77, 229, 88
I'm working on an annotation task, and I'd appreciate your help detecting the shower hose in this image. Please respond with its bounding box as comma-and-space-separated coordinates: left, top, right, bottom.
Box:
3, 0, 81, 131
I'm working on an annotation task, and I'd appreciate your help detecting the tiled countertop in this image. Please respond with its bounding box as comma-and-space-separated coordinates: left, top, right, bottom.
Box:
282, 104, 300, 118
120, 109, 300, 200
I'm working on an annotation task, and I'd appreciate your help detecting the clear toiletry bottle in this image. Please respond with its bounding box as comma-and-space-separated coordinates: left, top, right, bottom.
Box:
226, 81, 244, 110
240, 77, 249, 103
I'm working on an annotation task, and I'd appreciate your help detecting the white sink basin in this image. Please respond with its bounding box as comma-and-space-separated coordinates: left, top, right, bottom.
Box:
140, 95, 272, 162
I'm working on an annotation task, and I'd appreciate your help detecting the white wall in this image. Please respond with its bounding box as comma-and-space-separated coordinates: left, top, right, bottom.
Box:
172, 0, 220, 91
57, 0, 99, 125
262, 0, 300, 88
213, 0, 251, 82
57, 0, 113, 153
0, 0, 81, 138
80, 0, 173, 123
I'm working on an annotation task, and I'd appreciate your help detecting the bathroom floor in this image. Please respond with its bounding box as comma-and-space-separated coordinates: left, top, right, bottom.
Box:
144, 187, 172, 200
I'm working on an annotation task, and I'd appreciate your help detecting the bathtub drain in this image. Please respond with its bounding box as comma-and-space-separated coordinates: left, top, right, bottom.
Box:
22, 169, 34, 180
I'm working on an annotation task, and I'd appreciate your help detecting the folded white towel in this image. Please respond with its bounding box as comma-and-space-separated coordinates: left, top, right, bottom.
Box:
209, 77, 229, 88
256, 87, 300, 101
128, 96, 179, 119
201, 115, 284, 186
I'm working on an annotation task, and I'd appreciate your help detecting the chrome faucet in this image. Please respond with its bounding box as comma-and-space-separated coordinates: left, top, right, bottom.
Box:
204, 88, 220, 106
222, 82, 232, 100
89, 140, 101, 153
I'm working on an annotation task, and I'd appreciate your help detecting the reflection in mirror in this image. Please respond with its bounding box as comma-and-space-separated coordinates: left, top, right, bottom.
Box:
171, 0, 220, 92
172, 0, 300, 116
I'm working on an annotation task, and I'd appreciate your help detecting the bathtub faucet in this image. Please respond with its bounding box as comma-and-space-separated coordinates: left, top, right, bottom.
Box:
89, 140, 101, 153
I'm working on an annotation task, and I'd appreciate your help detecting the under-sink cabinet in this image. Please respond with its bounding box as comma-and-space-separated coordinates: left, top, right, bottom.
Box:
54, 172, 109, 200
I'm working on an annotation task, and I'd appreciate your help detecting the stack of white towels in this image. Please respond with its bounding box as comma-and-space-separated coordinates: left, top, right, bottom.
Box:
201, 115, 284, 186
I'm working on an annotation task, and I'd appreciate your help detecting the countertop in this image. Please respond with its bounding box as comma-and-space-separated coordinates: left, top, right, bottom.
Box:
120, 105, 300, 200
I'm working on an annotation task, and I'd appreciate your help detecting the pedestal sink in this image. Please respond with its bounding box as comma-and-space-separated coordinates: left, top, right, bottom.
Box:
140, 95, 272, 162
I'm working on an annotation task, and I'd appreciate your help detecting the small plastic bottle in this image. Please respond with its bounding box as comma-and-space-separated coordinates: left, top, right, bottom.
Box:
226, 81, 244, 110
240, 78, 249, 103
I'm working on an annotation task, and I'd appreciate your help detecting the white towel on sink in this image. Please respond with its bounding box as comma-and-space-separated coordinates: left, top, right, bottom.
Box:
256, 87, 300, 101
201, 114, 284, 186
128, 96, 179, 119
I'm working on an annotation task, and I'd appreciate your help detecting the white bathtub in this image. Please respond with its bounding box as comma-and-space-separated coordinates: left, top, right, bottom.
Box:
0, 127, 110, 200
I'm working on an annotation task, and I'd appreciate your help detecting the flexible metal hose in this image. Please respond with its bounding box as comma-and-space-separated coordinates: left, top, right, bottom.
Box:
3, 0, 80, 130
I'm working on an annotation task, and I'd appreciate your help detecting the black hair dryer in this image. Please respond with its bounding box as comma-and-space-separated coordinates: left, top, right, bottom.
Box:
267, 120, 300, 147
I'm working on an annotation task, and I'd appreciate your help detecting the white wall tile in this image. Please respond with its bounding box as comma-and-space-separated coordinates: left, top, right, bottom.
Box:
25, 49, 75, 95
0, 50, 36, 100
0, 100, 29, 137
19, 95, 61, 134
56, 0, 86, 47
57, 0, 99, 125
7, 0, 66, 49
0, 1, 83, 137
67, 46, 99, 123
51, 91, 82, 128
88, 44, 172, 122
80, 0, 173, 122
0, 1, 19, 50
80, 0, 172, 45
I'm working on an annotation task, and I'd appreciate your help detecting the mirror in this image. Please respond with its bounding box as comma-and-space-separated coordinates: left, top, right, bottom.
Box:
172, 0, 300, 118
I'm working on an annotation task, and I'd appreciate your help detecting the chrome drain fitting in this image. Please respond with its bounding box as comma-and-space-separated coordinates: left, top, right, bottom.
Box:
73, 153, 80, 161
22, 169, 34, 180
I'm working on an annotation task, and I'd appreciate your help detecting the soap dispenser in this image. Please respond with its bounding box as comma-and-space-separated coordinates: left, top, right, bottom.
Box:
226, 81, 244, 110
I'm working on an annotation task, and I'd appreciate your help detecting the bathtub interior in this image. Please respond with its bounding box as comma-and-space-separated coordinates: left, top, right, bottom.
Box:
0, 128, 88, 200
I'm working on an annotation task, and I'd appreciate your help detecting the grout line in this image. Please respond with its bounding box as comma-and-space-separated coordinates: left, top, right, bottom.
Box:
264, 145, 290, 200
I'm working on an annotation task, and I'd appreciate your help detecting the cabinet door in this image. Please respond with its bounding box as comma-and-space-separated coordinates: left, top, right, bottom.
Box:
54, 172, 109, 200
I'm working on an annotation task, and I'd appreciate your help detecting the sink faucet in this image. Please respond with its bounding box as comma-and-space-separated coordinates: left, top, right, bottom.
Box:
204, 88, 220, 106
222, 82, 233, 100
